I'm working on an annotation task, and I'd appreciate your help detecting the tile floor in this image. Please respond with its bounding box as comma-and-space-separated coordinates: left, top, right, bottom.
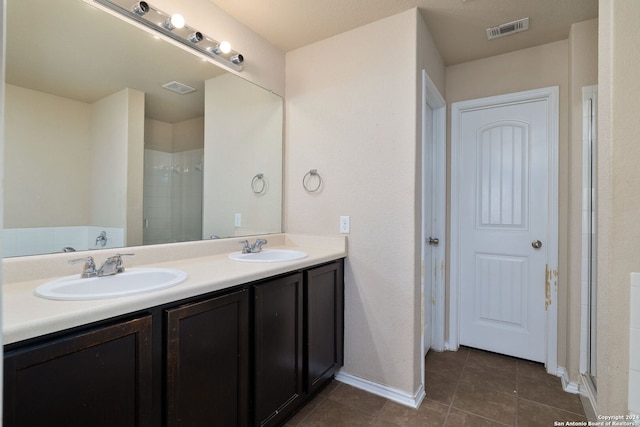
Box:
285, 346, 587, 426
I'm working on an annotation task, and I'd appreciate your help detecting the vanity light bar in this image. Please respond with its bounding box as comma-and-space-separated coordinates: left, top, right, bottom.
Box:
94, 0, 244, 71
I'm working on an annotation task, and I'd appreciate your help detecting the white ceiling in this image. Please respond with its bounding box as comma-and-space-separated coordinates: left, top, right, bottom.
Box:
207, 0, 598, 65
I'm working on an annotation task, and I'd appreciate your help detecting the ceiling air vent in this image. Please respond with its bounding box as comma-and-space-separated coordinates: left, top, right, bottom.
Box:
486, 17, 529, 40
161, 81, 197, 95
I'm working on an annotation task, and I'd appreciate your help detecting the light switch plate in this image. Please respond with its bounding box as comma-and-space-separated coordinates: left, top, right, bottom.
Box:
340, 216, 350, 234
234, 213, 242, 227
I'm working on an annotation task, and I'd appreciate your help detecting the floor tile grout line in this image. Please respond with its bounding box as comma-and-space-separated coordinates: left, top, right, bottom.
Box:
444, 347, 516, 427
516, 395, 588, 417
440, 372, 461, 426
292, 383, 336, 426
444, 346, 470, 426
460, 348, 519, 426
453, 407, 514, 427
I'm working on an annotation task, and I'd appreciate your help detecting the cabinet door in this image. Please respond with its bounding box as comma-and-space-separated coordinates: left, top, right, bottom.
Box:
4, 315, 153, 427
305, 261, 344, 395
254, 273, 304, 427
166, 289, 249, 427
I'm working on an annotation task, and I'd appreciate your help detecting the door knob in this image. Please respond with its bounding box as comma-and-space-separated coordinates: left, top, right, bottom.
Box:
532, 240, 542, 249
427, 237, 439, 246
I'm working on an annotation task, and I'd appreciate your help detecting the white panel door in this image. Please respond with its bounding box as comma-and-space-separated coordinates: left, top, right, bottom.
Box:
458, 99, 549, 362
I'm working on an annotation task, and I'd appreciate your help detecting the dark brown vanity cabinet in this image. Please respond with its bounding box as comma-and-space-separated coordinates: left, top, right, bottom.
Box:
4, 259, 344, 427
165, 289, 249, 427
3, 315, 153, 427
254, 273, 304, 427
254, 260, 345, 427
305, 261, 344, 396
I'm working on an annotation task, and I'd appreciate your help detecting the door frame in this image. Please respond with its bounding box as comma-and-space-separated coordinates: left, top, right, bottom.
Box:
421, 68, 447, 360
449, 86, 559, 374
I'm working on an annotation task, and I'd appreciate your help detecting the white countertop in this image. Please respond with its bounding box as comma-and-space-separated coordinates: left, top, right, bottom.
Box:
2, 234, 346, 345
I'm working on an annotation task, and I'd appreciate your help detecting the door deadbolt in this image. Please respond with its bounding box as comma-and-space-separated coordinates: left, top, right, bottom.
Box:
532, 240, 542, 249
427, 237, 439, 246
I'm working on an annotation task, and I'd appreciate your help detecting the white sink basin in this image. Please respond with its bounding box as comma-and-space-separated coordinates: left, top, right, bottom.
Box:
34, 268, 188, 301
228, 249, 308, 263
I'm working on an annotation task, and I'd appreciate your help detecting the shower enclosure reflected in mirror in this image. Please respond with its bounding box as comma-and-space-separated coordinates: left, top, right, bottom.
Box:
4, 0, 283, 257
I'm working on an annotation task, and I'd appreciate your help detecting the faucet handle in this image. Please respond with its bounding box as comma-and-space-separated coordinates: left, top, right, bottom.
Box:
251, 239, 268, 253
69, 256, 97, 278
238, 240, 251, 253
110, 253, 135, 274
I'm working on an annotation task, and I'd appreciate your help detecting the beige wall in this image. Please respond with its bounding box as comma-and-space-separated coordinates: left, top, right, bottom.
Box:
174, 117, 205, 152
145, 117, 204, 153
417, 11, 446, 96
567, 18, 598, 384
4, 84, 92, 227
596, 0, 640, 416
286, 8, 444, 396
4, 85, 144, 243
204, 73, 283, 239
445, 40, 570, 365
145, 119, 173, 152
90, 88, 144, 247
126, 90, 145, 247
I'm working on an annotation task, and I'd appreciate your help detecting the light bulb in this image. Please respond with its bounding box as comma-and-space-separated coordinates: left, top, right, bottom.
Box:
219, 41, 231, 54
210, 41, 232, 55
170, 13, 185, 29
163, 13, 185, 30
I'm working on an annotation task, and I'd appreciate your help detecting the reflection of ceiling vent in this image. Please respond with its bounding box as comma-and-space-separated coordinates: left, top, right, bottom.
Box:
486, 17, 529, 40
162, 81, 197, 95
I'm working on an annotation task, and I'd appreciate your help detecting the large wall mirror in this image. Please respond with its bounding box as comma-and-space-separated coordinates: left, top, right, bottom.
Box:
4, 0, 283, 257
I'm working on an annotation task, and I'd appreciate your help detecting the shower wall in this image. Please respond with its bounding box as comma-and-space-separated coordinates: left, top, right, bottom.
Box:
4, 226, 124, 257
143, 148, 203, 245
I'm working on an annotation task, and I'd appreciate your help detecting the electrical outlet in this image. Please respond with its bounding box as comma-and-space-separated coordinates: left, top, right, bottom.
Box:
340, 216, 350, 234
234, 213, 242, 227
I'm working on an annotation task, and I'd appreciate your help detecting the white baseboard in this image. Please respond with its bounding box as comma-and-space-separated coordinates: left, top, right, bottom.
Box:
444, 341, 458, 351
335, 371, 425, 409
557, 366, 580, 394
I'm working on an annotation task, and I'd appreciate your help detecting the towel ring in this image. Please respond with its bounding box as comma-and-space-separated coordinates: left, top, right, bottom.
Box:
303, 169, 323, 193
251, 173, 266, 194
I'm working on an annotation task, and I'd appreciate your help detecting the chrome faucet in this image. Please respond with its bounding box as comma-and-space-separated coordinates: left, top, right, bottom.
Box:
97, 253, 134, 276
251, 239, 268, 253
238, 239, 268, 254
69, 256, 98, 278
69, 253, 134, 278
95, 230, 108, 247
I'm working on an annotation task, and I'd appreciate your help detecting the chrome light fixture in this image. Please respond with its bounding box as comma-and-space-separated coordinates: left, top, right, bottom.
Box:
162, 13, 185, 31
188, 31, 203, 43
211, 41, 231, 55
94, 0, 244, 71
131, 1, 148, 16
231, 54, 244, 65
